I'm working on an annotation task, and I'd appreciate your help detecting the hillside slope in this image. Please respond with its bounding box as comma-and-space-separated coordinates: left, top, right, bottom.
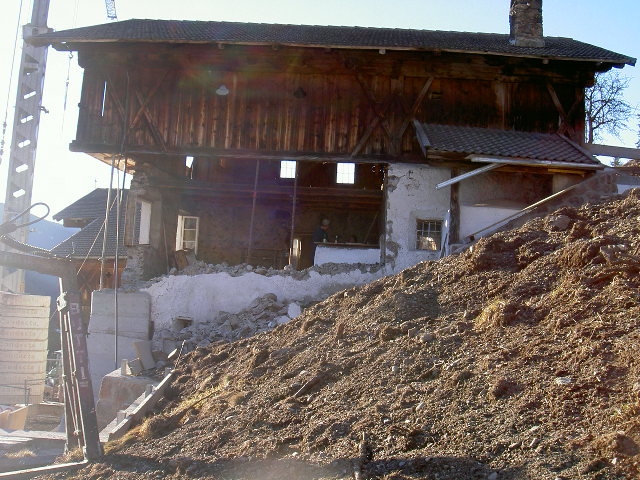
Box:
43, 190, 640, 479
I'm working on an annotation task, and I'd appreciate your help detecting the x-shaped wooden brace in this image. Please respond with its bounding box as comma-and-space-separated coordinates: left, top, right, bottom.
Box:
546, 82, 581, 140
102, 69, 170, 151
351, 75, 433, 157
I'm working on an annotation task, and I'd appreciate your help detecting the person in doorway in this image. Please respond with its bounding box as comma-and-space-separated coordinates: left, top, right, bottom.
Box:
312, 218, 330, 244
311, 218, 330, 265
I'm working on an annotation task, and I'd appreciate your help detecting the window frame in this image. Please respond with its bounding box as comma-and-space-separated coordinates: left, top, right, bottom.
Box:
279, 160, 297, 179
336, 162, 356, 184
176, 215, 199, 254
136, 200, 152, 245
415, 218, 443, 251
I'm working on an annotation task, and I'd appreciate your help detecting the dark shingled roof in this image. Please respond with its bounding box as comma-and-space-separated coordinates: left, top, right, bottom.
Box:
52, 189, 127, 258
415, 123, 601, 167
30, 19, 635, 66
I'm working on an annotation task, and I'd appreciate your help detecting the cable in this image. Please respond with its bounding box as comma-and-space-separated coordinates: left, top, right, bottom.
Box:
0, 202, 50, 236
75, 192, 118, 276
61, 0, 80, 132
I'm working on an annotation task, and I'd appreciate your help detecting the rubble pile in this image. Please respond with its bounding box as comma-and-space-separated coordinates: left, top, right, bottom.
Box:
154, 294, 302, 350
37, 190, 640, 479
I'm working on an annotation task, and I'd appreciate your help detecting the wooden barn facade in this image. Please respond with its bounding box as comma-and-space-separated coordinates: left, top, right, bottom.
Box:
31, 1, 635, 277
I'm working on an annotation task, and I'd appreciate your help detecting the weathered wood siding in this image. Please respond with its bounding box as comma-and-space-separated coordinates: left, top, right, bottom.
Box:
73, 45, 587, 157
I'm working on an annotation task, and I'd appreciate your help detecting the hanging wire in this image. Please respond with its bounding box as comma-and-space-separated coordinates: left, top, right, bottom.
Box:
60, 0, 80, 132
0, 0, 26, 161
61, 52, 74, 131
74, 192, 119, 276
0, 202, 50, 236
75, 219, 105, 275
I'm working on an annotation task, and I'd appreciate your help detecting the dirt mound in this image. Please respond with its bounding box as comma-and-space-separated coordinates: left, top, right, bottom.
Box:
40, 190, 640, 479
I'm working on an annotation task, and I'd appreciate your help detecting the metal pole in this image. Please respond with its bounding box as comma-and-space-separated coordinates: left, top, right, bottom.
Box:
113, 163, 126, 369
246, 159, 260, 264
99, 158, 116, 289
288, 163, 298, 268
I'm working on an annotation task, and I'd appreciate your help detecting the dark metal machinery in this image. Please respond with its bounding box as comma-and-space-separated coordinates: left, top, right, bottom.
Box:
0, 211, 102, 466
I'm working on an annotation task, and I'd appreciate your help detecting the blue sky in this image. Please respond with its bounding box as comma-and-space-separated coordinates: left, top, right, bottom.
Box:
0, 0, 638, 216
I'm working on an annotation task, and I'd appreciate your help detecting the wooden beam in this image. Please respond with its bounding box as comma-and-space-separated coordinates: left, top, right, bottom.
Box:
129, 71, 170, 151
584, 143, 640, 160
546, 82, 577, 139
395, 77, 433, 141
72, 142, 416, 166
351, 73, 395, 157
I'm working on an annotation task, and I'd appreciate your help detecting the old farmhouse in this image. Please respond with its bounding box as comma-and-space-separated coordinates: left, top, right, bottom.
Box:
30, 1, 636, 279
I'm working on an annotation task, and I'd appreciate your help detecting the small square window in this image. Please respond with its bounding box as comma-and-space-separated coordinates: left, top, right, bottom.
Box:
280, 160, 297, 178
337, 162, 355, 184
416, 219, 442, 251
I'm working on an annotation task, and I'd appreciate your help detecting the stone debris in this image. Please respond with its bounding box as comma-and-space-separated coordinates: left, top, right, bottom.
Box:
154, 293, 304, 352
42, 190, 640, 480
132, 259, 383, 291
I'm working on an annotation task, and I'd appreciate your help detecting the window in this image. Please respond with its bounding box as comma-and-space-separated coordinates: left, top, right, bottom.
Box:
280, 160, 297, 179
176, 215, 199, 253
185, 156, 194, 179
137, 200, 151, 245
336, 162, 355, 184
416, 219, 442, 251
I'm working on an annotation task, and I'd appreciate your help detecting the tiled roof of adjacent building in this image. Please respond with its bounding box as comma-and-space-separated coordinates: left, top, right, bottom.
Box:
51, 189, 127, 258
415, 123, 601, 167
29, 19, 635, 66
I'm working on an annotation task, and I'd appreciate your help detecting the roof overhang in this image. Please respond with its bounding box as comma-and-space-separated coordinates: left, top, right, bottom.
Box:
414, 122, 603, 175
26, 19, 636, 68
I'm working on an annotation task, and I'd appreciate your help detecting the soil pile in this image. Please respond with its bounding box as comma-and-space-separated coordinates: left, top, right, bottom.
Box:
42, 190, 640, 479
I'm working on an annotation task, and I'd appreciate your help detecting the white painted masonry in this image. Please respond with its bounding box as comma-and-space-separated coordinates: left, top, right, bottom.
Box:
384, 163, 451, 271
142, 268, 382, 331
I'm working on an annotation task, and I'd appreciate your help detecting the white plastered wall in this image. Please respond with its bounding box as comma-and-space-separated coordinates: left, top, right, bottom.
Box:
384, 163, 451, 271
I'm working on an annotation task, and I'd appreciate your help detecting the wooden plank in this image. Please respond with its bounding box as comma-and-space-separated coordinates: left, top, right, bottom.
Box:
585, 143, 640, 160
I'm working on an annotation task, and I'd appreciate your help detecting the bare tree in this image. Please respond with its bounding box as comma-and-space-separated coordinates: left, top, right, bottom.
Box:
584, 71, 634, 144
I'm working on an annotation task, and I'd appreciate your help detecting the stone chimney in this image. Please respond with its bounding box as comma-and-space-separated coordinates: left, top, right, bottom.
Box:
509, 0, 545, 47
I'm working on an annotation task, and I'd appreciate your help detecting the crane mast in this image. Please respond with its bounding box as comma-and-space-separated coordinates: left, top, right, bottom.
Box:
0, 0, 51, 293
0, 1, 110, 462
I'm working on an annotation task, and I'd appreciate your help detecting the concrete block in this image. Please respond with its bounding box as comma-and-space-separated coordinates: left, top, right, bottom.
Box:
0, 410, 10, 428
0, 292, 49, 405
133, 341, 156, 370
116, 410, 127, 424
90, 290, 151, 338
6, 406, 29, 430
95, 369, 158, 430
87, 331, 140, 400
128, 358, 143, 375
